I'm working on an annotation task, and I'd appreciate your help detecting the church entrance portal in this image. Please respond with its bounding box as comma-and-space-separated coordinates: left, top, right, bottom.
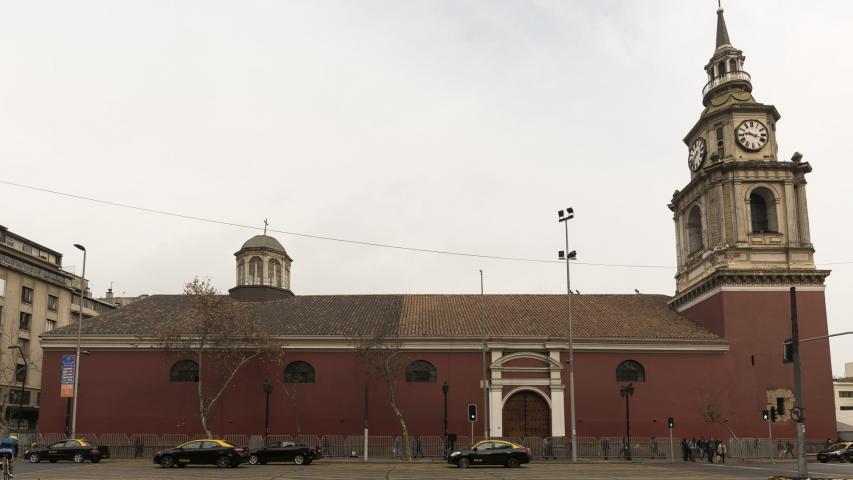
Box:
502, 390, 550, 437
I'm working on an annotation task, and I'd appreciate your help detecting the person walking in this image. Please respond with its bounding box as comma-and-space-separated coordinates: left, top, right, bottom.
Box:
601, 438, 610, 460
688, 438, 697, 462
680, 438, 688, 462
650, 437, 658, 459
716, 440, 726, 464
134, 436, 144, 458
706, 439, 715, 464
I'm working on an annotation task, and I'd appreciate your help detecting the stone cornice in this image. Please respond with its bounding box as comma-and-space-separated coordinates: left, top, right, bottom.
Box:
683, 100, 781, 144
670, 268, 830, 309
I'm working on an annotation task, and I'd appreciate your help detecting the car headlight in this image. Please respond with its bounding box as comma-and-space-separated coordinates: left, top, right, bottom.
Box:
450, 451, 461, 456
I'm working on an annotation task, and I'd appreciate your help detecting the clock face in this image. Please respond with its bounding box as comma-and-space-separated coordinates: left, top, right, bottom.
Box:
736, 120, 769, 152
688, 137, 706, 171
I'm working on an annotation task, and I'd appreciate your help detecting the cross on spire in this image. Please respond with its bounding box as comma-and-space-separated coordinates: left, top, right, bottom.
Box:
263, 218, 269, 235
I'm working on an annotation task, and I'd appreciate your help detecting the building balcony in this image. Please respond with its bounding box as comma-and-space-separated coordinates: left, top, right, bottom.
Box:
702, 70, 752, 98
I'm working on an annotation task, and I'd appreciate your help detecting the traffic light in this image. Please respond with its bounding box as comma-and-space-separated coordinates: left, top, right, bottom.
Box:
783, 339, 794, 363
667, 417, 674, 429
467, 404, 477, 423
770, 406, 777, 422
762, 409, 769, 421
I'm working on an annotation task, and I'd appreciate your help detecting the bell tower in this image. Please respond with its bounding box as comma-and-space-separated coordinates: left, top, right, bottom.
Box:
666, 6, 836, 440
669, 5, 829, 307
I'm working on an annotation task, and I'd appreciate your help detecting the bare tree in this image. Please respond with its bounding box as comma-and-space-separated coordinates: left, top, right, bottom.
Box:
352, 331, 412, 461
151, 277, 279, 437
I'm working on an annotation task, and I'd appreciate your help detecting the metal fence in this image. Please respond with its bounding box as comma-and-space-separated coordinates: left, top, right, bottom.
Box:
31, 433, 831, 460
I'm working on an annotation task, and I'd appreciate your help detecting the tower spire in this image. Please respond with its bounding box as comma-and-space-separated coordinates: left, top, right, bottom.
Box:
715, 4, 731, 49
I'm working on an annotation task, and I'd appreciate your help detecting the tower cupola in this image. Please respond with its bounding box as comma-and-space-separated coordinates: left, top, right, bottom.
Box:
702, 7, 752, 106
228, 233, 294, 301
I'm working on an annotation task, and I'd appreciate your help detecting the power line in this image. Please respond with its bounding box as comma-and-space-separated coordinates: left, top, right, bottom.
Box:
0, 178, 845, 268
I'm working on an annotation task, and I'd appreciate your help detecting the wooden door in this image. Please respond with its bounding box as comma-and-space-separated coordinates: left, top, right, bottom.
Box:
502, 391, 550, 437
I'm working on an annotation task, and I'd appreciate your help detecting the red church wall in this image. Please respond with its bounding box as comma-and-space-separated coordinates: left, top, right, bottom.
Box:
680, 289, 837, 440
37, 290, 836, 441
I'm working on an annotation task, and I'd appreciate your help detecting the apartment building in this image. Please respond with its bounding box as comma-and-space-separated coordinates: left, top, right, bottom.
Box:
0, 225, 114, 430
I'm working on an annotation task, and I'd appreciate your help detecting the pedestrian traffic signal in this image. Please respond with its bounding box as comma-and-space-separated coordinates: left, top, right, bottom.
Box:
770, 406, 777, 422
762, 409, 769, 421
667, 417, 674, 429
467, 404, 477, 422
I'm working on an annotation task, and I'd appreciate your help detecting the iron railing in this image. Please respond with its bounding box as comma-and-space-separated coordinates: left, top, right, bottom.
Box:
702, 70, 751, 97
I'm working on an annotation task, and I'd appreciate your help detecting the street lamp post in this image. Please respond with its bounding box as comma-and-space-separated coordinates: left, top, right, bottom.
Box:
263, 380, 273, 443
10, 345, 27, 432
70, 243, 86, 438
442, 381, 449, 454
620, 383, 635, 461
558, 208, 578, 462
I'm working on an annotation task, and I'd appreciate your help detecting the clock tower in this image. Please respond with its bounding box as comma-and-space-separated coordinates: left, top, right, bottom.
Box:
667, 6, 836, 438
670, 6, 829, 305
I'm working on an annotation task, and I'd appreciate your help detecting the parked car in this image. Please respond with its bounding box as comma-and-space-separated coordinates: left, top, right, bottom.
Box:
25, 439, 109, 464
817, 442, 853, 463
248, 441, 321, 465
447, 440, 531, 468
153, 439, 248, 468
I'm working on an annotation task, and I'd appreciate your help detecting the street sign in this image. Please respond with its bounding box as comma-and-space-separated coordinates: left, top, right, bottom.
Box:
60, 355, 75, 398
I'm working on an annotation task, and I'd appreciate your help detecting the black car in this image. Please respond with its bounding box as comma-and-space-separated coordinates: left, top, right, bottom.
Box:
447, 440, 531, 468
25, 439, 109, 464
153, 439, 248, 468
817, 442, 853, 463
248, 441, 321, 465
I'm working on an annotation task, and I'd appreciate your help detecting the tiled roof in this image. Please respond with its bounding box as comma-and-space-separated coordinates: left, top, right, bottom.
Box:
47, 293, 719, 340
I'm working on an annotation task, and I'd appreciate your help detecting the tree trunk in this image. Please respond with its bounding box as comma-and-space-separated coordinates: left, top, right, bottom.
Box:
386, 379, 411, 461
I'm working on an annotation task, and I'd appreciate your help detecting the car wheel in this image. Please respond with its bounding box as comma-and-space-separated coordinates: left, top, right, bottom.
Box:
294, 454, 306, 465
91, 457, 101, 463
160, 455, 175, 468
28, 453, 40, 463
506, 457, 521, 468
819, 458, 828, 463
458, 457, 470, 468
73, 453, 85, 463
216, 455, 230, 468
841, 455, 849, 464
248, 455, 260, 465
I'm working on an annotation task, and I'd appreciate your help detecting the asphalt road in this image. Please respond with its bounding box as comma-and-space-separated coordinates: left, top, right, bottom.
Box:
8, 459, 853, 479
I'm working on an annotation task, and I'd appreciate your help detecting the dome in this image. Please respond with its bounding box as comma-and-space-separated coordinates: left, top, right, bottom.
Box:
241, 235, 286, 253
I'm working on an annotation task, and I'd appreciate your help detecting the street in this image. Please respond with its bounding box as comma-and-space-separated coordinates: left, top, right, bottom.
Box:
8, 459, 853, 479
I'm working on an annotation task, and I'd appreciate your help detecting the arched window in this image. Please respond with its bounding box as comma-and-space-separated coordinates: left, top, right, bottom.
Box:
405, 360, 436, 383
284, 361, 315, 384
249, 256, 264, 285
729, 59, 738, 73
616, 360, 645, 382
268, 259, 282, 288
687, 206, 703, 254
237, 259, 245, 285
170, 360, 199, 382
750, 187, 778, 233
717, 61, 726, 76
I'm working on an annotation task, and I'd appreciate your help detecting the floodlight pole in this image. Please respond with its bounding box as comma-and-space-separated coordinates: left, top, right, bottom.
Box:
480, 269, 489, 440
558, 208, 577, 462
789, 287, 807, 477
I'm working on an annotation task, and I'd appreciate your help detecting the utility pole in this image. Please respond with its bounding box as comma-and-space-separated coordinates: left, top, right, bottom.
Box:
479, 269, 489, 439
789, 287, 807, 477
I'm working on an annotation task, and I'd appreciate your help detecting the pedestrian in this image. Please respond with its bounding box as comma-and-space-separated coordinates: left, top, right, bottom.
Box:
543, 436, 553, 459
393, 436, 401, 458
601, 437, 610, 460
680, 438, 688, 462
323, 437, 331, 458
785, 441, 794, 458
617, 437, 624, 459
716, 440, 726, 464
134, 435, 144, 458
413, 437, 422, 458
698, 436, 706, 461
689, 438, 697, 462
650, 436, 658, 459
777, 439, 785, 459
706, 439, 715, 463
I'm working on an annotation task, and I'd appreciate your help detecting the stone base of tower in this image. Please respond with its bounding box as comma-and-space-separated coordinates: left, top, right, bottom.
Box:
671, 273, 837, 440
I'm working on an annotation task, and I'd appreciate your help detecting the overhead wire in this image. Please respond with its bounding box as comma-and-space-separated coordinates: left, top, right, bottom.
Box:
0, 178, 845, 268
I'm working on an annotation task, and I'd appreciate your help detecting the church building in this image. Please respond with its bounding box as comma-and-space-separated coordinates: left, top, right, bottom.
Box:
37, 7, 836, 442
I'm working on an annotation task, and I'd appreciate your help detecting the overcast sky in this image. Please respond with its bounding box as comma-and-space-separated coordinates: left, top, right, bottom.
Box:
1, 1, 851, 375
